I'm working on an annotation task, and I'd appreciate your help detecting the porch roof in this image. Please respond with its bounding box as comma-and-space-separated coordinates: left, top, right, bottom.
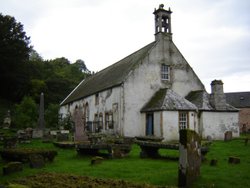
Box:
141, 88, 197, 112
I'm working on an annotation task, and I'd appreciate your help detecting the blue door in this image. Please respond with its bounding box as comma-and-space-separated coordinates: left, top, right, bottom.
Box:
146, 113, 154, 136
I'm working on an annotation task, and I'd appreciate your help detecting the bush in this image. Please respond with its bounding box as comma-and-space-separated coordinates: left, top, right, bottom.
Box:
45, 103, 60, 128
13, 96, 38, 129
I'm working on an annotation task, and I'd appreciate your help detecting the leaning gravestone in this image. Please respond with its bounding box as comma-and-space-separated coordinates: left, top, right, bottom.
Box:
178, 129, 201, 187
72, 108, 88, 142
33, 93, 45, 138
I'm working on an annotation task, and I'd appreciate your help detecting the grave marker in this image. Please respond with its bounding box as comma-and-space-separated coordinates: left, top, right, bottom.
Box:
178, 129, 201, 187
224, 131, 232, 141
73, 107, 88, 142
33, 93, 45, 138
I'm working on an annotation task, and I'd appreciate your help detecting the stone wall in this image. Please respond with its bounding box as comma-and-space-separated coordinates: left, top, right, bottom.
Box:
239, 108, 250, 133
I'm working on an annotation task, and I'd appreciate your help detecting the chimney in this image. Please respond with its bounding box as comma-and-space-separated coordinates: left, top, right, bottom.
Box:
210, 80, 227, 110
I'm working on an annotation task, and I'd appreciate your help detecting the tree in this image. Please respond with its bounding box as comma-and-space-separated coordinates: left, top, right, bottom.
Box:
13, 96, 38, 128
29, 49, 43, 62
29, 79, 48, 102
73, 59, 89, 73
0, 13, 32, 101
45, 103, 60, 128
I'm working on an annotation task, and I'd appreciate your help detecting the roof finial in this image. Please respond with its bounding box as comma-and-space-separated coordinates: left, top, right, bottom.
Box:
159, 4, 164, 9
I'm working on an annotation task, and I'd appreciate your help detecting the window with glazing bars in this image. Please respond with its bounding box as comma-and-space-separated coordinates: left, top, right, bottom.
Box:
179, 112, 188, 130
161, 64, 170, 80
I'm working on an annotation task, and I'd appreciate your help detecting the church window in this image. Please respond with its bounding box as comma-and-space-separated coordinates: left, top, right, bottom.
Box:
161, 64, 170, 80
95, 93, 99, 105
105, 112, 113, 129
179, 112, 188, 130
99, 113, 103, 130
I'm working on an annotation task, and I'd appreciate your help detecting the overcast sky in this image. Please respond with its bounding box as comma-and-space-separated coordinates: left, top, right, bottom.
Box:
1, 0, 250, 93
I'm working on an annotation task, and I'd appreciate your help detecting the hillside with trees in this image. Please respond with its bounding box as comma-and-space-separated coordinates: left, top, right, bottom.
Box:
0, 13, 91, 129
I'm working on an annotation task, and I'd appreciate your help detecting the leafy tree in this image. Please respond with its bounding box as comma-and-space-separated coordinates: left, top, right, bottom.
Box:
13, 96, 38, 128
29, 79, 47, 102
73, 59, 90, 73
50, 57, 70, 69
29, 49, 43, 62
45, 103, 60, 128
0, 13, 32, 101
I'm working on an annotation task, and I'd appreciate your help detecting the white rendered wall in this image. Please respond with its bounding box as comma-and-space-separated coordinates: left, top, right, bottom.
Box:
162, 111, 179, 141
122, 37, 205, 137
59, 86, 123, 134
201, 111, 239, 140
154, 111, 162, 137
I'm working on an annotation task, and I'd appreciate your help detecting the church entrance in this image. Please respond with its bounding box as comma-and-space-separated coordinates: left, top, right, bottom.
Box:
146, 113, 154, 136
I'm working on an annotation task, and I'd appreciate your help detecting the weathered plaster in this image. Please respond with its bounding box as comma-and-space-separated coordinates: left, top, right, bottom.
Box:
200, 111, 239, 140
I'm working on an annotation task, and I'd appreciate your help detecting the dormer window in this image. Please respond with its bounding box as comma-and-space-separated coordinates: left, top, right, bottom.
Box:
161, 64, 170, 80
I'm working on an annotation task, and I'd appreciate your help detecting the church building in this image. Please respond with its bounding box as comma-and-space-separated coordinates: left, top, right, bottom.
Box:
59, 4, 239, 141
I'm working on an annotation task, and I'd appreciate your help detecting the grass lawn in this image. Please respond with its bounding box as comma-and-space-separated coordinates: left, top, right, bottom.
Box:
0, 137, 250, 187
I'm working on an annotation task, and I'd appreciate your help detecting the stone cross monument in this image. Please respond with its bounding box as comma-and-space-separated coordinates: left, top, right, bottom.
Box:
32, 92, 45, 138
38, 92, 45, 130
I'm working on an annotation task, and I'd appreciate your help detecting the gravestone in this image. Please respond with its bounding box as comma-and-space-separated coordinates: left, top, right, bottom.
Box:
29, 154, 45, 168
224, 131, 232, 141
57, 132, 69, 142
3, 162, 23, 175
228, 156, 240, 164
178, 129, 201, 187
72, 108, 88, 142
91, 156, 104, 165
3, 136, 18, 149
33, 93, 45, 138
32, 129, 43, 138
2, 110, 11, 129
210, 159, 218, 166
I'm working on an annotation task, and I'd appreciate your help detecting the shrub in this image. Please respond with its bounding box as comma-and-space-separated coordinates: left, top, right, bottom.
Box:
13, 96, 38, 129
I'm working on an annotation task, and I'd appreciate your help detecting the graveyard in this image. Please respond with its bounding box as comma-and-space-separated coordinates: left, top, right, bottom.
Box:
0, 127, 250, 187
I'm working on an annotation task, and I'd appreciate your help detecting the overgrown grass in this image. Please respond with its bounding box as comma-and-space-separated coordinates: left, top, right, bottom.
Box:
0, 138, 250, 187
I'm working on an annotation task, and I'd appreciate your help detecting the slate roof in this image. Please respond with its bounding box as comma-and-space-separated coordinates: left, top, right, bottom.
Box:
61, 41, 156, 105
225, 92, 250, 108
141, 88, 197, 112
186, 90, 238, 111
185, 90, 213, 110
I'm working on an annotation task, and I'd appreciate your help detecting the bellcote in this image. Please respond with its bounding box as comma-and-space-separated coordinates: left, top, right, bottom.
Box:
153, 4, 172, 40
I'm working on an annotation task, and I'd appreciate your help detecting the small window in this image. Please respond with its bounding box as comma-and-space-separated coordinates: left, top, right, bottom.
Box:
161, 64, 170, 80
179, 112, 188, 130
93, 113, 100, 132
105, 113, 113, 129
95, 93, 99, 105
99, 113, 103, 130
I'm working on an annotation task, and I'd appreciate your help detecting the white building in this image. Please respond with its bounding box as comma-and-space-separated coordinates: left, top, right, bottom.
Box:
59, 4, 239, 141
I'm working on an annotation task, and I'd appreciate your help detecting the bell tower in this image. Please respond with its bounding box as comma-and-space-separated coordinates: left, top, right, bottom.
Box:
153, 4, 172, 40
